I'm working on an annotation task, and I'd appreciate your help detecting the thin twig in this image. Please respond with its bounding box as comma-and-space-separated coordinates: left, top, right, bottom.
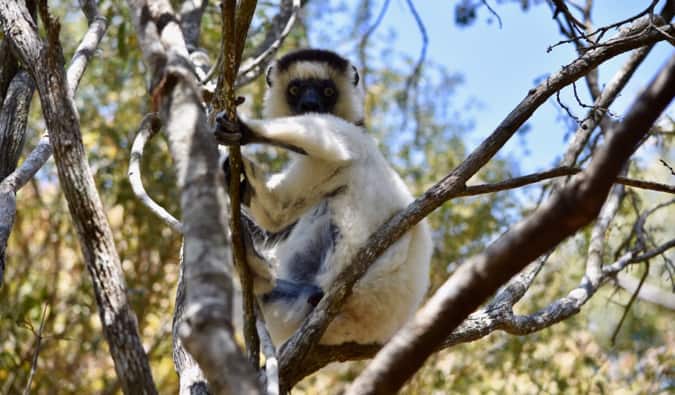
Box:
22, 304, 49, 395
547, 0, 660, 52
481, 0, 502, 29
215, 0, 260, 369
459, 167, 675, 196
357, 0, 391, 90
400, 0, 428, 137
611, 262, 649, 345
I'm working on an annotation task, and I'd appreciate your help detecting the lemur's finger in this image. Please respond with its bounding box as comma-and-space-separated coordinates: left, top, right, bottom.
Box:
214, 130, 242, 145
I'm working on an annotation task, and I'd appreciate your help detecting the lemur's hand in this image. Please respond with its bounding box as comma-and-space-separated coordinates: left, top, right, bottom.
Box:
214, 96, 251, 145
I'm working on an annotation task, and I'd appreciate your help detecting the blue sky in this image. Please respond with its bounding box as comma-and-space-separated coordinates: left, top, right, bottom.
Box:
311, 1, 674, 174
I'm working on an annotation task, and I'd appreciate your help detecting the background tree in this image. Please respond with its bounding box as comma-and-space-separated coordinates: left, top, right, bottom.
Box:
0, 0, 673, 394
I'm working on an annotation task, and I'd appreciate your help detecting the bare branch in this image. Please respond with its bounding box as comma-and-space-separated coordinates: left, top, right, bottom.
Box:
22, 304, 49, 395
547, 0, 661, 51
399, 0, 428, 137
0, 135, 52, 283
560, 1, 673, 169
126, 0, 261, 392
616, 271, 675, 310
278, 17, 675, 386
214, 0, 261, 370
459, 167, 675, 196
128, 113, 183, 233
1, 0, 108, 287
346, 53, 675, 395
0, 71, 34, 180
66, 13, 107, 97
611, 262, 649, 344
357, 0, 391, 90
236, 0, 301, 87
172, 246, 209, 395
481, 0, 502, 29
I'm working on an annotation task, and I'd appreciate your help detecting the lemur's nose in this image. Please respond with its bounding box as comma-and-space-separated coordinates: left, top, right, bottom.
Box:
298, 89, 323, 113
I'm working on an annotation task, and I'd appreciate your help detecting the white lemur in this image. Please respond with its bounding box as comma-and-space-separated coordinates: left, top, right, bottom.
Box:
215, 49, 432, 346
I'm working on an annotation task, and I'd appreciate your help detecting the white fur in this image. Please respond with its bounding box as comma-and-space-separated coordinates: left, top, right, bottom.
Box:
241, 53, 432, 346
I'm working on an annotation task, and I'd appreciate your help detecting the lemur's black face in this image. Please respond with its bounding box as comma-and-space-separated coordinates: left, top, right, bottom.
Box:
286, 78, 339, 115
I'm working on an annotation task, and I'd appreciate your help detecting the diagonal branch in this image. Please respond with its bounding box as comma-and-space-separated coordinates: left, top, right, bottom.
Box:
346, 53, 675, 395
278, 16, 675, 387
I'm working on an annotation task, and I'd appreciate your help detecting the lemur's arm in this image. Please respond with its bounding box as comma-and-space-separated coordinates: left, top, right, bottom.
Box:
223, 152, 342, 231
217, 113, 364, 231
216, 113, 364, 163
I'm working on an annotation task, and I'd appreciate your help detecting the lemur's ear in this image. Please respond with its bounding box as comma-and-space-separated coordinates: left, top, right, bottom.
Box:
265, 66, 274, 87
351, 65, 360, 86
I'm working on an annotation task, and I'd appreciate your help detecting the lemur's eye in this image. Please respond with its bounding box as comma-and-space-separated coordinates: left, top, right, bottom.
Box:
323, 87, 335, 97
289, 85, 299, 96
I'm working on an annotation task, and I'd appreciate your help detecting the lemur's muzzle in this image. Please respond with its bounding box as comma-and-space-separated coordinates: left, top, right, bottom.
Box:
298, 88, 324, 113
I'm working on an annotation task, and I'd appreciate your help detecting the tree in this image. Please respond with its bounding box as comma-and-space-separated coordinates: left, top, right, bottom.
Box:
0, 0, 673, 394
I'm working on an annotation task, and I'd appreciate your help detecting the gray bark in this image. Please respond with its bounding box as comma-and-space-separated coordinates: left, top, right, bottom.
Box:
125, 0, 261, 393
0, 1, 158, 393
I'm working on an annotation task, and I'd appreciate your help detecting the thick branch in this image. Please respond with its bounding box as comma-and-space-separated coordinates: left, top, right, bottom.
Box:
278, 16, 675, 386
1, 0, 109, 287
346, 53, 675, 395
0, 1, 158, 393
125, 0, 261, 393
0, 71, 34, 180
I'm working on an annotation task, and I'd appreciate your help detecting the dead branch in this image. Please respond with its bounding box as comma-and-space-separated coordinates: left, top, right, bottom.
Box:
345, 53, 675, 395
277, 16, 675, 388
128, 113, 183, 233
